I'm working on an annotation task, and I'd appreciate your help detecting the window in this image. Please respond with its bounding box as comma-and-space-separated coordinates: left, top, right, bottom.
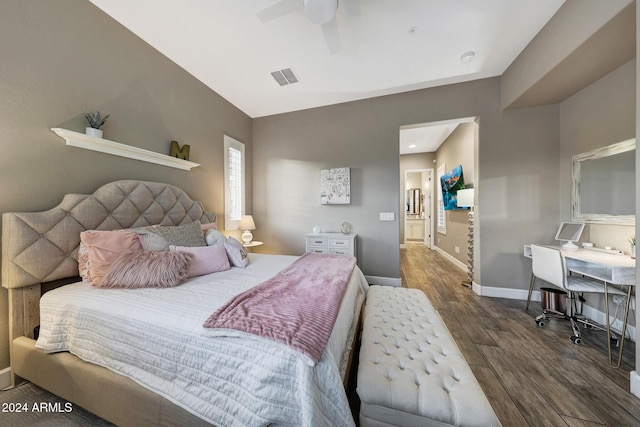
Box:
437, 164, 446, 235
224, 135, 245, 230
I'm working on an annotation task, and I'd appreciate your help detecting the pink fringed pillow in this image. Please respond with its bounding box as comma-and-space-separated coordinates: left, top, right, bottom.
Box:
81, 229, 143, 286
98, 250, 194, 289
169, 244, 230, 277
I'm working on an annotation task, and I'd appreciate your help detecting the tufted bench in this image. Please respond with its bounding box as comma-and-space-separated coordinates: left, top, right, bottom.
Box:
357, 285, 500, 427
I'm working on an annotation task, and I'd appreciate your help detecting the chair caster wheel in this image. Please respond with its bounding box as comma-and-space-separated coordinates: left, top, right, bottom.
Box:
570, 335, 581, 345
535, 319, 544, 327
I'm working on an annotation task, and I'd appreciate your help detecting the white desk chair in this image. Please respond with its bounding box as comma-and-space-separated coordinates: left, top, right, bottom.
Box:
530, 244, 632, 368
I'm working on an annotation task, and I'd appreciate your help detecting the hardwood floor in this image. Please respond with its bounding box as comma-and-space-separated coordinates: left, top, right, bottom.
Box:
400, 243, 639, 427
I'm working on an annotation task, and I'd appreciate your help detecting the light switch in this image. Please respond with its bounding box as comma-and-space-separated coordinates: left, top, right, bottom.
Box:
379, 212, 395, 221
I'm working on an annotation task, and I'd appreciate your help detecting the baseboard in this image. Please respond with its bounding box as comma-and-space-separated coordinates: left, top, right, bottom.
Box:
400, 244, 406, 249
631, 371, 640, 398
365, 275, 402, 287
478, 284, 636, 341
0, 367, 11, 390
433, 246, 467, 272
476, 285, 540, 301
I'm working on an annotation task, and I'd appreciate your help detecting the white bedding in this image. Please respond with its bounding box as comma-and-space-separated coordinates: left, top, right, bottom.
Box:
35, 253, 368, 427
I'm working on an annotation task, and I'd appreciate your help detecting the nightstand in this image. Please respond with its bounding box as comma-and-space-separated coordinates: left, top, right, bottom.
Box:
305, 233, 357, 258
242, 241, 264, 248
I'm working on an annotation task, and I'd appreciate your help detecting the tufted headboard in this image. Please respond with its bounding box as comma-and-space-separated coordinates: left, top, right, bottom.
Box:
2, 180, 217, 289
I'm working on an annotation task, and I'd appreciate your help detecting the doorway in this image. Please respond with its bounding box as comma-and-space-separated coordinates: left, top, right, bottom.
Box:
399, 117, 478, 283
404, 169, 433, 247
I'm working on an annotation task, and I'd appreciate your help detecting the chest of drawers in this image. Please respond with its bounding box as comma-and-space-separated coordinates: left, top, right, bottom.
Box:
305, 233, 357, 258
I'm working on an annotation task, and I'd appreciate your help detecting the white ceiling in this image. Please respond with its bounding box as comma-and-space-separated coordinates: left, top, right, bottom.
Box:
399, 122, 459, 155
89, 0, 565, 119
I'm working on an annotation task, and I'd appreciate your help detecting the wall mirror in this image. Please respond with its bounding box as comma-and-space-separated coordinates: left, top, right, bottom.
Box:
406, 188, 422, 215
572, 138, 635, 225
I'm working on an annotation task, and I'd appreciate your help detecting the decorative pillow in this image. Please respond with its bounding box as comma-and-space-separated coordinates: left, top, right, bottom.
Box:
98, 250, 194, 289
224, 236, 249, 268
81, 229, 143, 286
134, 221, 206, 251
77, 240, 91, 282
205, 229, 227, 246
169, 244, 230, 277
201, 221, 217, 232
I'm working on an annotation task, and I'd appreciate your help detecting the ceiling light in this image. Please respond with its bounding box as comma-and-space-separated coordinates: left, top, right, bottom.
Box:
304, 0, 338, 25
460, 51, 475, 64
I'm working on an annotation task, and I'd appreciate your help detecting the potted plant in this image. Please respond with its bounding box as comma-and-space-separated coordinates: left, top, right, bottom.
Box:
84, 111, 110, 138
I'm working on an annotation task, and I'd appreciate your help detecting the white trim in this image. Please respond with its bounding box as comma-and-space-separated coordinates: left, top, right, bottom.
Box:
51, 128, 200, 171
433, 246, 467, 272
365, 275, 402, 287
400, 244, 407, 249
0, 367, 12, 390
631, 371, 640, 398
436, 164, 446, 235
223, 135, 246, 231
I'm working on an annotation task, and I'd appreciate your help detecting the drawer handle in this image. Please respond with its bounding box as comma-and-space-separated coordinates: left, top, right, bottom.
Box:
335, 241, 345, 245
313, 240, 323, 244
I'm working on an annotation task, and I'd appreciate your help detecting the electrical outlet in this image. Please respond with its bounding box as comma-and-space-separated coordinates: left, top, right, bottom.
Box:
455, 246, 460, 254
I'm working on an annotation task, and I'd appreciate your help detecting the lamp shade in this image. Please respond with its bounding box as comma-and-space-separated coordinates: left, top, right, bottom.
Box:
238, 215, 256, 231
456, 188, 474, 208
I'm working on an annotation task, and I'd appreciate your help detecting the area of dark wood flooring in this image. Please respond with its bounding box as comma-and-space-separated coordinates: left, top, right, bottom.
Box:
399, 243, 638, 427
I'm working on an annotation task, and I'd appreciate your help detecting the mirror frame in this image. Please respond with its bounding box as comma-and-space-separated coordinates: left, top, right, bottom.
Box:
572, 138, 636, 226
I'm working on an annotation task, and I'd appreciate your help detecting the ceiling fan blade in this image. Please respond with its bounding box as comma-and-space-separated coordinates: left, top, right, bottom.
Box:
321, 19, 341, 54
256, 0, 300, 23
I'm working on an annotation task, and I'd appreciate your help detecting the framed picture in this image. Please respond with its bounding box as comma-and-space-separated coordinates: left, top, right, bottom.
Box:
321, 167, 350, 204
440, 164, 465, 210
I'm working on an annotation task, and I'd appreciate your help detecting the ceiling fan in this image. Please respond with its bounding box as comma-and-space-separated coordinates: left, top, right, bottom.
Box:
257, 0, 357, 54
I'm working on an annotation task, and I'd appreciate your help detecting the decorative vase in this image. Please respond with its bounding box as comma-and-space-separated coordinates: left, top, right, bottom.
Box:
85, 127, 103, 139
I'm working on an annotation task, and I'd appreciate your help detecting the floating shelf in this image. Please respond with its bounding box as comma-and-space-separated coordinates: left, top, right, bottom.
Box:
51, 128, 200, 171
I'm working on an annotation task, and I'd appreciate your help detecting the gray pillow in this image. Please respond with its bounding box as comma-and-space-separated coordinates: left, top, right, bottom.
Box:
224, 236, 249, 268
205, 229, 227, 246
134, 221, 206, 251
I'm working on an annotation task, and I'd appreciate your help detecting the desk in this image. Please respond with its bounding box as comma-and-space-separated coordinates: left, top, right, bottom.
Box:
524, 244, 635, 285
524, 244, 635, 367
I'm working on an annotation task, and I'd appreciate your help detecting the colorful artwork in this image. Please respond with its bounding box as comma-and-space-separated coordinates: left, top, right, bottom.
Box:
321, 167, 350, 204
440, 164, 465, 210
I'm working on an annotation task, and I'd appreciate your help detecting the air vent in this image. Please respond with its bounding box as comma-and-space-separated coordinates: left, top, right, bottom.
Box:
271, 67, 299, 86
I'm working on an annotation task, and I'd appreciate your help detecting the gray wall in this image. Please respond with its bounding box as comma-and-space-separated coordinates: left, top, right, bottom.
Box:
558, 59, 636, 322
559, 59, 636, 250
252, 78, 560, 287
434, 122, 476, 265
0, 0, 252, 370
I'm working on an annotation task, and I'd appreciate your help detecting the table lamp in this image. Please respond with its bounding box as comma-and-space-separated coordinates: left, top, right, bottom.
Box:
238, 215, 256, 243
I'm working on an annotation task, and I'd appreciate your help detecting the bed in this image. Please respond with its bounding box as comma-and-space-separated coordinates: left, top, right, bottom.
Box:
2, 180, 367, 427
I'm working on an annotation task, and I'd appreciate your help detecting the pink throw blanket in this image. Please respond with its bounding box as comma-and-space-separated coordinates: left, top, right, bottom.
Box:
203, 253, 356, 364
